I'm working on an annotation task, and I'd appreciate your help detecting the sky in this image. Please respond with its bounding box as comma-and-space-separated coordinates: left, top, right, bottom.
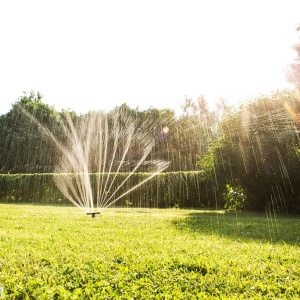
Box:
0, 0, 299, 115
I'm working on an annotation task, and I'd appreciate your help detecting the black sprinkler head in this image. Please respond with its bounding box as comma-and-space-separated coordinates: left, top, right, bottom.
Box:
86, 212, 101, 218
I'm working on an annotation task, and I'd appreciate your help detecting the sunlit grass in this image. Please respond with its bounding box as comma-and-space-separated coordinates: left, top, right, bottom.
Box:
0, 204, 300, 298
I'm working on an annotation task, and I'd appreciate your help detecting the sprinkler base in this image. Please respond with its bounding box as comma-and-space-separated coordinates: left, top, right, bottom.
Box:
86, 212, 101, 218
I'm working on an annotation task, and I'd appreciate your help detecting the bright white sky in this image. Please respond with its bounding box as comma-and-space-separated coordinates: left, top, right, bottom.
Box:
0, 0, 299, 115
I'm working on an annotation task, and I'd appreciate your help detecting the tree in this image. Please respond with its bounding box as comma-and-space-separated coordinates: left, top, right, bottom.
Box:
197, 89, 300, 212
0, 92, 62, 173
286, 24, 300, 85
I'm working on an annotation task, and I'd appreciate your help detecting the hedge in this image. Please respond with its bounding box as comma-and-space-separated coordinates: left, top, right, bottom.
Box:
0, 172, 214, 208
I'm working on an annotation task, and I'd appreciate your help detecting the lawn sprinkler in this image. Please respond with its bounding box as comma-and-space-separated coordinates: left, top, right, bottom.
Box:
86, 212, 101, 218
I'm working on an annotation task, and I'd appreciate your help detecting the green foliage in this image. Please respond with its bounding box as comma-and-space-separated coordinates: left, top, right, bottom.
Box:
0, 172, 206, 208
197, 135, 225, 181
198, 89, 300, 212
0, 205, 300, 298
223, 184, 246, 211
3, 89, 300, 212
0, 91, 62, 173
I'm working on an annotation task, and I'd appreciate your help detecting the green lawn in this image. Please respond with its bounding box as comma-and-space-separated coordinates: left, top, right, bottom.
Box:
0, 204, 300, 299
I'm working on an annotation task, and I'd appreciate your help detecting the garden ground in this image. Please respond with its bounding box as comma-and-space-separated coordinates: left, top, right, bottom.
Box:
0, 204, 300, 299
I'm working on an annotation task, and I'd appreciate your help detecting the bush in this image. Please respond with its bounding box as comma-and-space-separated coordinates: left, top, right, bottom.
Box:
223, 184, 246, 211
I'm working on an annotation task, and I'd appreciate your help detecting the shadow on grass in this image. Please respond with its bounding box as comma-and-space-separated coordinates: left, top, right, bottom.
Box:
172, 210, 300, 245
112, 210, 152, 214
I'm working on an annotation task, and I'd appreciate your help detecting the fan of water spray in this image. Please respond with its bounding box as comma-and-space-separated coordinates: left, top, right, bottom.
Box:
18, 106, 170, 216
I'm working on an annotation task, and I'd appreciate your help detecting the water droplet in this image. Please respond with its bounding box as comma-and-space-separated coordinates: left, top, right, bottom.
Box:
162, 127, 169, 134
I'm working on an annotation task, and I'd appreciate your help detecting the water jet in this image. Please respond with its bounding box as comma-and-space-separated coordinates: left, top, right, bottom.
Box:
18, 105, 170, 215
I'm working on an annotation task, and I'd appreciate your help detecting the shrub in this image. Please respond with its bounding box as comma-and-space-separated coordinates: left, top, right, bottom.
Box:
223, 184, 246, 211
